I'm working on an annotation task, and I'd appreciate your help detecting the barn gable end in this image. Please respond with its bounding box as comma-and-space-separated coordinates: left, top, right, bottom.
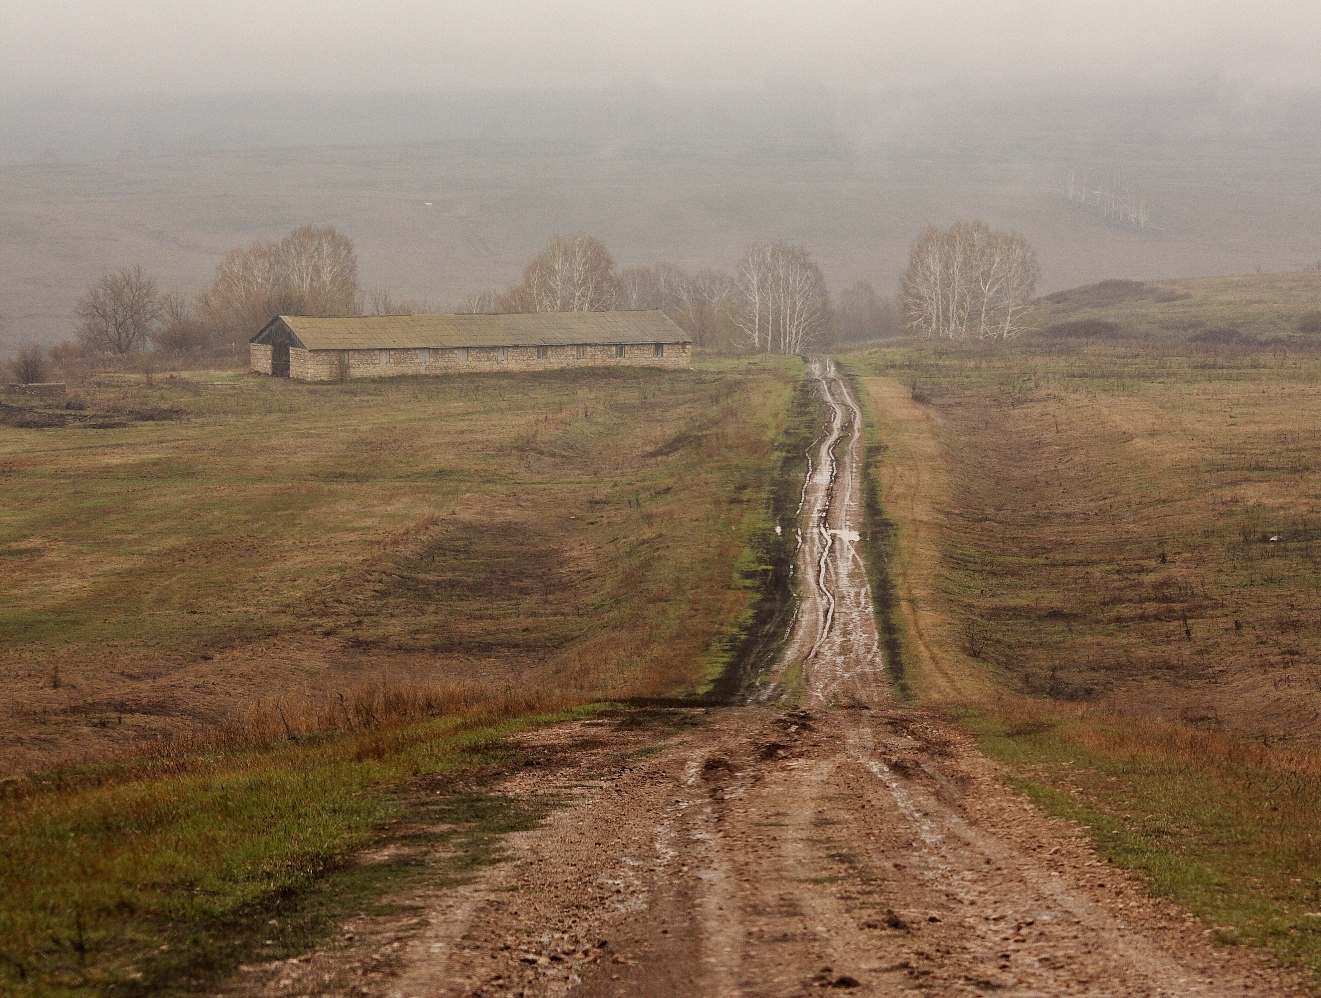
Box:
250, 318, 308, 378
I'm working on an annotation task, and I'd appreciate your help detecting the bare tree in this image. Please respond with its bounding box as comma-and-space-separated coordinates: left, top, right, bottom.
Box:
514, 233, 618, 312
459, 288, 504, 315
364, 290, 395, 316
900, 223, 1039, 342
736, 243, 774, 350
585, 260, 740, 347
76, 265, 163, 355
280, 225, 359, 315
670, 267, 739, 348
197, 241, 299, 345
152, 291, 210, 353
467, 246, 747, 348
736, 241, 830, 354
198, 225, 360, 345
616, 266, 662, 310
1062, 164, 1153, 230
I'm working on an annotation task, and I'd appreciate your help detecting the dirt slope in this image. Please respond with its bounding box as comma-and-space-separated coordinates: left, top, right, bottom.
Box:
227, 361, 1304, 997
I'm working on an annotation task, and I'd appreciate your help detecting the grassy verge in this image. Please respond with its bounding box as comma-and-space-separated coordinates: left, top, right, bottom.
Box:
0, 703, 592, 996
967, 705, 1321, 968
844, 331, 1321, 981
704, 373, 822, 699
837, 366, 912, 700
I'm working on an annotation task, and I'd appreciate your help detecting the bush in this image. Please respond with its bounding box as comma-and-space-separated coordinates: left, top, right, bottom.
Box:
1297, 311, 1321, 336
152, 319, 211, 354
1045, 319, 1122, 339
1189, 327, 1252, 345
8, 344, 46, 384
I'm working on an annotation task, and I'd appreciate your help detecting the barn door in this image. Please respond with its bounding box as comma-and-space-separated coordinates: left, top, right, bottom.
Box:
272, 342, 290, 377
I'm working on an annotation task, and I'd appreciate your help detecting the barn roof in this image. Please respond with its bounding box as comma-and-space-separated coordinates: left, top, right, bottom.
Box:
251, 311, 690, 351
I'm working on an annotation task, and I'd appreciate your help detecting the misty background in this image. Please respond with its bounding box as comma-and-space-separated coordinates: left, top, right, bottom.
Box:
2, 0, 1320, 349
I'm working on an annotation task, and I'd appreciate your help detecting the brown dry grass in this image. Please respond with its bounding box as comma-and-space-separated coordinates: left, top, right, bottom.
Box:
128, 679, 575, 767
843, 329, 1321, 979
0, 357, 800, 776
851, 337, 1321, 742
1042, 271, 1321, 340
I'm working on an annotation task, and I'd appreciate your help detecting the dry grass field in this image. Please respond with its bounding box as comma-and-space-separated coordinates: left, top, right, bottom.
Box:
1, 357, 801, 776
0, 355, 807, 995
852, 332, 1321, 737
842, 279, 1321, 975
1043, 271, 1321, 340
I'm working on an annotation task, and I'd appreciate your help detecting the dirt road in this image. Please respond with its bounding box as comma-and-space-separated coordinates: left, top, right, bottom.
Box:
236, 362, 1303, 997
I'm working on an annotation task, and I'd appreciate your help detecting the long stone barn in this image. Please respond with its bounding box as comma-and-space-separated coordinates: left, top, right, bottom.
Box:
249, 310, 692, 381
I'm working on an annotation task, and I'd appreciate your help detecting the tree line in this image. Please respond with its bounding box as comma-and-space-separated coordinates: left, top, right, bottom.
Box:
459, 232, 902, 352
66, 226, 360, 360
9, 217, 1039, 379
1061, 163, 1154, 231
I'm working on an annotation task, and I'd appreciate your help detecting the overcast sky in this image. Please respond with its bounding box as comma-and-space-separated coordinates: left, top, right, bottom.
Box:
2, 0, 1319, 93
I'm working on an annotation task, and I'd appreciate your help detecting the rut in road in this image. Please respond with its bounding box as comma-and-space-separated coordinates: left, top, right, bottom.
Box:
229, 361, 1304, 998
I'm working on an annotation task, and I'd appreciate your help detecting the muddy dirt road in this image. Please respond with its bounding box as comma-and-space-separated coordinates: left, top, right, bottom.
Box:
235, 362, 1302, 997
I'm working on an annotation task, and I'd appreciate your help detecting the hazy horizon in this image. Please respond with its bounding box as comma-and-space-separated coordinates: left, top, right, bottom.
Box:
5, 1, 1320, 94
2, 3, 1319, 351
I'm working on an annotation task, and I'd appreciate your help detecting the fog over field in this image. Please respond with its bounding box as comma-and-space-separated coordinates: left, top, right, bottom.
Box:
1, 1, 1319, 349
8, 7, 1321, 989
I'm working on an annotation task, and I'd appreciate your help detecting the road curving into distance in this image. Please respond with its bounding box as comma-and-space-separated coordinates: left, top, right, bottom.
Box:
229, 361, 1303, 998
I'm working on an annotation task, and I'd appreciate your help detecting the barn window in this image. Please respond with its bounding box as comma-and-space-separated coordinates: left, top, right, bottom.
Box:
537, 345, 549, 360
498, 347, 509, 362
420, 348, 430, 363
615, 344, 626, 358
457, 348, 468, 362
380, 349, 390, 364
576, 344, 587, 360
653, 343, 664, 358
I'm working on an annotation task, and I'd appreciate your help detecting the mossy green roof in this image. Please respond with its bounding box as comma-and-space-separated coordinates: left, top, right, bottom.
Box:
253, 311, 690, 350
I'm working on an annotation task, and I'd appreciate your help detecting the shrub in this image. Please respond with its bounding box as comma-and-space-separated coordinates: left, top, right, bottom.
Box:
1189, 327, 1252, 344
152, 319, 211, 353
1297, 311, 1321, 336
1045, 319, 1122, 339
8, 344, 46, 384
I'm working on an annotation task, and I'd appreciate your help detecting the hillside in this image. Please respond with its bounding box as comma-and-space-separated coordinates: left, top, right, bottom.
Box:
1041, 271, 1321, 340
3, 123, 1320, 352
0, 358, 801, 775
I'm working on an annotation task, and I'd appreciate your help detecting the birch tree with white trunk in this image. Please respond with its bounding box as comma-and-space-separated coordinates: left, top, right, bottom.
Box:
518, 233, 618, 312
900, 223, 1039, 341
736, 241, 829, 354
198, 225, 359, 345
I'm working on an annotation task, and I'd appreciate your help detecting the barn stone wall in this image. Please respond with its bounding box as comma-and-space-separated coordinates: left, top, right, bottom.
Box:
289, 347, 314, 381
250, 343, 273, 375
278, 342, 692, 382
